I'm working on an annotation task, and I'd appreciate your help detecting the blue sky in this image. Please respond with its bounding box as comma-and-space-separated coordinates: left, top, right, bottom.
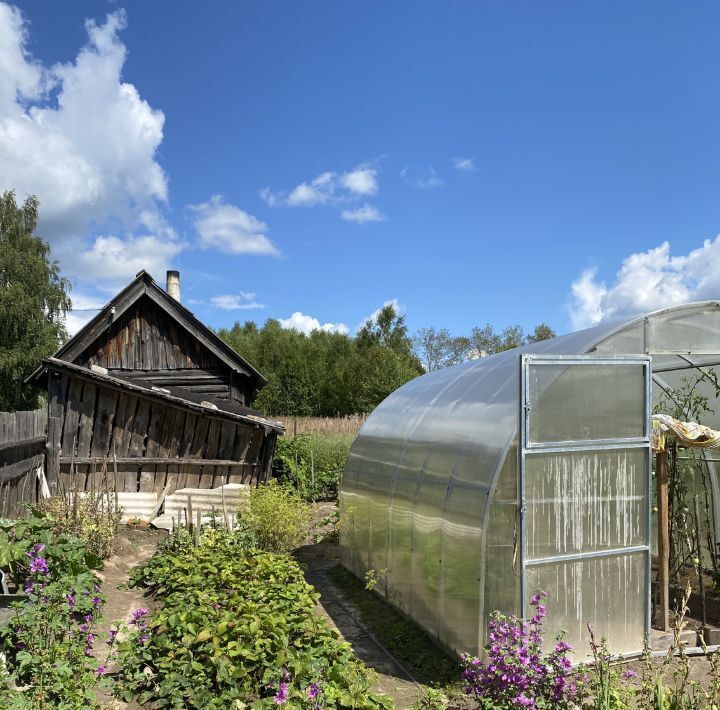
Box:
3, 2, 720, 338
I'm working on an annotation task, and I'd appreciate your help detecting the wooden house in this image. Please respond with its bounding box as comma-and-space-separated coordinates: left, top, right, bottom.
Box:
30, 270, 283, 497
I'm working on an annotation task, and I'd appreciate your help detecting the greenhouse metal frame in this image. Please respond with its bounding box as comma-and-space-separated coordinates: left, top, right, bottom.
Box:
340, 301, 720, 659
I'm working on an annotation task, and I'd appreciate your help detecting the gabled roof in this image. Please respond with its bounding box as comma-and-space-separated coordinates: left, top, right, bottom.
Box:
44, 270, 267, 390
42, 357, 283, 433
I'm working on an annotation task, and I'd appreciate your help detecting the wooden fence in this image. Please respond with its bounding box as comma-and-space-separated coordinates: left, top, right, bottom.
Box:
0, 410, 47, 519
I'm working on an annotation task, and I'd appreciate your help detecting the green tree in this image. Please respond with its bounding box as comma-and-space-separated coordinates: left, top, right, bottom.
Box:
412, 327, 470, 371
218, 304, 423, 417
0, 192, 71, 411
527, 322, 556, 343
356, 303, 414, 355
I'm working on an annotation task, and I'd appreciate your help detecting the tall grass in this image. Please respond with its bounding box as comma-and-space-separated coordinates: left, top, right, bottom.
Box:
280, 415, 367, 438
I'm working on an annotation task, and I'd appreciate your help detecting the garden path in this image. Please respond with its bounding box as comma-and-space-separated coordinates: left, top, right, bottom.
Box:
295, 511, 425, 710
95, 526, 165, 709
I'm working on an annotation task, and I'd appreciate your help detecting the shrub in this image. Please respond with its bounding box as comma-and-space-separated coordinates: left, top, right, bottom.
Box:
116, 528, 394, 708
274, 433, 352, 501
37, 493, 122, 560
0, 510, 103, 588
240, 481, 312, 553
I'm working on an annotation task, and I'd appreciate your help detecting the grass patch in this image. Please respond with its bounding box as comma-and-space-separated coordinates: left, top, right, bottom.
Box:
326, 565, 460, 687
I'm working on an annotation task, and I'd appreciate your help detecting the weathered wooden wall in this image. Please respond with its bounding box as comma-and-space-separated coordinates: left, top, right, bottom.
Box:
0, 410, 47, 518
46, 372, 275, 497
75, 297, 251, 404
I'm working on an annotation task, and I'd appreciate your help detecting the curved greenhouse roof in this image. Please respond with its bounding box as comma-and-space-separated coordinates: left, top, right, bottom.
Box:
339, 301, 720, 658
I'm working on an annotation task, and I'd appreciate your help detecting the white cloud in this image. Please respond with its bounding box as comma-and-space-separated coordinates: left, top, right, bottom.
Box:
0, 5, 169, 244
190, 195, 280, 256
401, 166, 443, 189
341, 167, 378, 196
341, 203, 385, 224
568, 238, 720, 329
287, 172, 336, 207
261, 163, 379, 209
210, 293, 266, 310
279, 312, 349, 335
452, 157, 478, 173
75, 234, 186, 289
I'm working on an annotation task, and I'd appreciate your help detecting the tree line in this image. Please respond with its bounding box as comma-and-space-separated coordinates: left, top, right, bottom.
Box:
411, 322, 555, 372
218, 314, 555, 416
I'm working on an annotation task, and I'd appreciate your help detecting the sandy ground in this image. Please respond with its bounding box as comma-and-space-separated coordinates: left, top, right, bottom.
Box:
94, 526, 165, 709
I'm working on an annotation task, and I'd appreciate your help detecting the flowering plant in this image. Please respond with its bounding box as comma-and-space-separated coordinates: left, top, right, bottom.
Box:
0, 527, 111, 708
460, 591, 586, 709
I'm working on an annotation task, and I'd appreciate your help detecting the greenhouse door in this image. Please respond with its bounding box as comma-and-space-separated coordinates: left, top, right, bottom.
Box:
519, 354, 652, 658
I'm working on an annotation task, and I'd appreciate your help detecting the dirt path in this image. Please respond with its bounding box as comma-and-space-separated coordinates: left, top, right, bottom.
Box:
295, 537, 425, 710
94, 526, 165, 709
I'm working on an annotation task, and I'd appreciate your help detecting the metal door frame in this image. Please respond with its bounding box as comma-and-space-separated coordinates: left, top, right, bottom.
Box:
518, 353, 653, 654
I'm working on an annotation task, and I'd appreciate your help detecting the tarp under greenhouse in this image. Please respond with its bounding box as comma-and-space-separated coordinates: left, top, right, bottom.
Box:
339, 301, 720, 659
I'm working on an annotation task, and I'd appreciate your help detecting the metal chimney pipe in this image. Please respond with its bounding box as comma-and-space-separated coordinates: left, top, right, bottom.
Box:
166, 270, 180, 302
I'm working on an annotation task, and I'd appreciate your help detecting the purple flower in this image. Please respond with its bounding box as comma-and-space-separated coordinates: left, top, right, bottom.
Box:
29, 557, 48, 575
273, 682, 289, 705
130, 608, 149, 624
108, 628, 119, 644
623, 669, 638, 679
515, 694, 535, 707
65, 593, 76, 608
307, 682, 320, 699
96, 665, 107, 676
92, 596, 102, 607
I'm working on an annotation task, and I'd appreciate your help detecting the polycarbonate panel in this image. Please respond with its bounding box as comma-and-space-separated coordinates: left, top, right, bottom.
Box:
592, 321, 644, 355
648, 304, 720, 353
525, 553, 646, 658
528, 364, 646, 443
340, 301, 720, 657
525, 448, 648, 559
440, 480, 488, 653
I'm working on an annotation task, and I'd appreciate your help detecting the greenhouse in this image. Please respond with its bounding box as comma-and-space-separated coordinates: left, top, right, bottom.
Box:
339, 301, 720, 659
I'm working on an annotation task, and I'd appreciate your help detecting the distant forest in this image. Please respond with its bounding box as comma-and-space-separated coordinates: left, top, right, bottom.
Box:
218, 305, 555, 417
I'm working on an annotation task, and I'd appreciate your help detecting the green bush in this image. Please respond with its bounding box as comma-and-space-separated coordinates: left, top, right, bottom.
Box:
274, 433, 352, 501
240, 481, 312, 553
117, 528, 394, 708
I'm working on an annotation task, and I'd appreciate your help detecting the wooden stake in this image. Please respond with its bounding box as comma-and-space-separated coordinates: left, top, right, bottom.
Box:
187, 495, 194, 535
657, 449, 670, 631
195, 508, 201, 546
221, 485, 229, 531
694, 495, 707, 633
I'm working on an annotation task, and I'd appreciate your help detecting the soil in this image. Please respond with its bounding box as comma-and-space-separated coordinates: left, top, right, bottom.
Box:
95, 526, 166, 709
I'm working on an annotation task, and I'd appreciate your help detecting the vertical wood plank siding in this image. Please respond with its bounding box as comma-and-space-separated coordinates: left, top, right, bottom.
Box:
47, 376, 272, 495
75, 297, 251, 404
